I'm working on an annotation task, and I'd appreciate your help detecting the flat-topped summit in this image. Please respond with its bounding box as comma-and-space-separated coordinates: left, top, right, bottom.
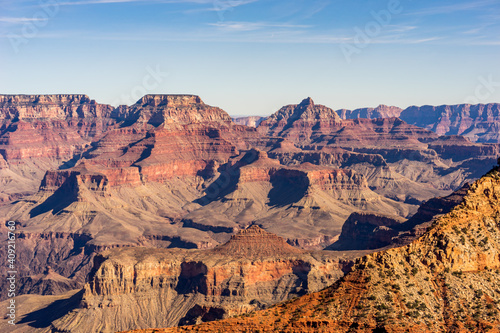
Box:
0, 94, 115, 120
0, 94, 92, 105
136, 94, 203, 107
213, 225, 304, 257
125, 94, 232, 126
338, 104, 403, 120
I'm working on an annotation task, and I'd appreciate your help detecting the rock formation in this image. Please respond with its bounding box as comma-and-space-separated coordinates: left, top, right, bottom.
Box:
1, 94, 499, 311
340, 102, 500, 143
135, 165, 500, 332
337, 104, 403, 120
3, 226, 365, 333
329, 184, 472, 251
0, 94, 120, 202
181, 149, 413, 250
259, 98, 498, 208
258, 97, 343, 142
2, 94, 500, 333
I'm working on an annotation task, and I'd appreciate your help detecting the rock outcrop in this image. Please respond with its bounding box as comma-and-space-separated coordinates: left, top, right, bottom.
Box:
181, 149, 414, 251
329, 183, 472, 251
259, 98, 499, 214
328, 212, 405, 250
258, 97, 343, 142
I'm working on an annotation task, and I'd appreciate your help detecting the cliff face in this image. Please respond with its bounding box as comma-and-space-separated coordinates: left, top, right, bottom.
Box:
259, 98, 499, 217
0, 94, 120, 201
65, 94, 257, 186
259, 99, 436, 149
153, 167, 500, 333
329, 212, 405, 250
337, 104, 403, 120
0, 94, 117, 120
43, 226, 355, 333
122, 94, 232, 126
0, 95, 261, 303
329, 184, 472, 251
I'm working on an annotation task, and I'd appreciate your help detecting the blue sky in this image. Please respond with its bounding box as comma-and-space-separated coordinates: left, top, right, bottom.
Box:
1, 0, 499, 116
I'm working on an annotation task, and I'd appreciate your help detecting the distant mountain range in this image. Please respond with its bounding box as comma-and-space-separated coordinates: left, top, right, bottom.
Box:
234, 102, 500, 143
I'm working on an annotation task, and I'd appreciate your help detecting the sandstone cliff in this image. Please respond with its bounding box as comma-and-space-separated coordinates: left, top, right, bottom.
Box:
181, 149, 414, 250
259, 98, 498, 209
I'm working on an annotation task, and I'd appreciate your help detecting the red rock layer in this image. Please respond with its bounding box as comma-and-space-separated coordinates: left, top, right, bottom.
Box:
0, 94, 119, 161
258, 97, 342, 141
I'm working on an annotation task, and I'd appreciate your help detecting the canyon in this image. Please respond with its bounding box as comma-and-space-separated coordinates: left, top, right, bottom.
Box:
1, 94, 499, 332
123, 164, 500, 333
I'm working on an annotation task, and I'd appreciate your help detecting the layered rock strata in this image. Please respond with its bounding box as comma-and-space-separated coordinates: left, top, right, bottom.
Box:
140, 166, 500, 332
8, 226, 362, 333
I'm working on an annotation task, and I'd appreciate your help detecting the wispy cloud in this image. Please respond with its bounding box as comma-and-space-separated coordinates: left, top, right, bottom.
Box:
57, 0, 256, 6
463, 27, 482, 35
384, 25, 418, 33
407, 0, 497, 16
183, 0, 257, 14
301, 0, 330, 19
58, 0, 136, 4
405, 36, 443, 44
0, 16, 47, 23
209, 21, 311, 32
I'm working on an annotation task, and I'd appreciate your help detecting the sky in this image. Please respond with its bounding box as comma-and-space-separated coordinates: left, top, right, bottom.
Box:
0, 0, 499, 116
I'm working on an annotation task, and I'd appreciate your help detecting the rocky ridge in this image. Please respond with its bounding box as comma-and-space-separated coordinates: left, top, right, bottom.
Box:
330, 183, 471, 251
337, 104, 403, 120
